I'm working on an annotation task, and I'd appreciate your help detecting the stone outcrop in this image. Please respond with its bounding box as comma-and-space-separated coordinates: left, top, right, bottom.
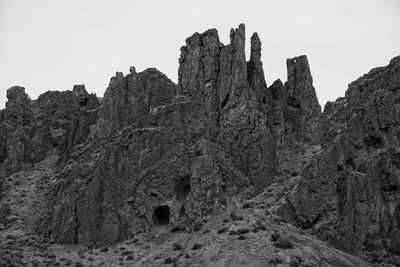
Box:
95, 68, 176, 142
281, 56, 400, 259
40, 24, 279, 244
0, 85, 100, 173
282, 55, 321, 143
2, 22, 400, 266
247, 32, 269, 111
43, 96, 249, 243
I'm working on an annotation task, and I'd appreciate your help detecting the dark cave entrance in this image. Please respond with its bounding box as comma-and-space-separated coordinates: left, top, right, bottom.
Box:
175, 175, 190, 202
152, 205, 170, 226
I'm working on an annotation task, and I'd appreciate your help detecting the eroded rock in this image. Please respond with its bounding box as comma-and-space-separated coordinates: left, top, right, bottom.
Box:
282, 56, 400, 257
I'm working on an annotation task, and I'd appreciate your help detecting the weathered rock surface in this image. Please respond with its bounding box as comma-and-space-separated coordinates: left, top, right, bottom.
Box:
282, 55, 322, 143
41, 24, 280, 244
0, 85, 99, 173
281, 56, 400, 264
96, 68, 176, 141
1, 23, 399, 266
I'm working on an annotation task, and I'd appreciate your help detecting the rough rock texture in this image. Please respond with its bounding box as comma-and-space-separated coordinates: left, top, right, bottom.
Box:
0, 150, 369, 266
281, 56, 400, 263
267, 79, 285, 145
2, 23, 400, 266
283, 55, 322, 143
43, 95, 251, 244
247, 32, 269, 111
40, 24, 279, 245
0, 85, 99, 173
96, 68, 176, 141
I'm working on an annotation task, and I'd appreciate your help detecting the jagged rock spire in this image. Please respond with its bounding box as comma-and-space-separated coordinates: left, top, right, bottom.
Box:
283, 55, 321, 142
247, 32, 269, 111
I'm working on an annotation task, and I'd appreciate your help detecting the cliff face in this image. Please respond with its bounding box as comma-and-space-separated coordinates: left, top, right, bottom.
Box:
0, 85, 99, 174
33, 24, 321, 245
281, 56, 400, 258
3, 23, 399, 266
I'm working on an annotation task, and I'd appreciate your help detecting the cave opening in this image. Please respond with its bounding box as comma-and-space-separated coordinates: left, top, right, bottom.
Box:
175, 175, 190, 202
152, 205, 170, 226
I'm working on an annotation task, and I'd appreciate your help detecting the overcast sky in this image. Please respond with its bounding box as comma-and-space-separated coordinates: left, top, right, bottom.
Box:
0, 0, 399, 109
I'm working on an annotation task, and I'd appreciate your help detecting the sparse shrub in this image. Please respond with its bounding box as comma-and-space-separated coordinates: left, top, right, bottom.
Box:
228, 230, 238, 236
121, 250, 133, 256
126, 255, 134, 261
172, 243, 183, 251
6, 234, 16, 240
269, 257, 284, 265
217, 227, 228, 234
270, 230, 280, 242
164, 257, 176, 264
74, 261, 84, 267
256, 222, 267, 231
237, 227, 250, 235
289, 255, 301, 267
229, 212, 244, 221
242, 202, 251, 209
273, 237, 294, 249
270, 231, 294, 249
170, 224, 186, 232
193, 222, 203, 232
252, 228, 259, 233
100, 246, 108, 252
291, 171, 298, 177
272, 215, 282, 224
236, 215, 244, 221
191, 243, 202, 250
238, 235, 246, 240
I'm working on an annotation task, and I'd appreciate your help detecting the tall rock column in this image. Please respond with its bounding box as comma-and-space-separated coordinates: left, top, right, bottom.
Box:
96, 72, 130, 141
217, 25, 277, 191
2, 87, 34, 173
218, 24, 248, 109
247, 32, 270, 112
283, 55, 321, 142
178, 29, 222, 139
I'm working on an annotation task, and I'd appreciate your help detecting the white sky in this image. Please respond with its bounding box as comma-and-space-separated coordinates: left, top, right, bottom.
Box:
0, 0, 399, 109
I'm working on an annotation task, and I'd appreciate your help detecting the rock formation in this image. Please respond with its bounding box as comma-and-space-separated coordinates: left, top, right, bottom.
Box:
1, 23, 399, 266
96, 68, 176, 142
40, 24, 322, 244
280, 56, 400, 263
0, 85, 99, 173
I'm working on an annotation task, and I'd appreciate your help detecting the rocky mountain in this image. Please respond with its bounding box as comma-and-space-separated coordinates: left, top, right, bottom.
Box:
0, 24, 398, 266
